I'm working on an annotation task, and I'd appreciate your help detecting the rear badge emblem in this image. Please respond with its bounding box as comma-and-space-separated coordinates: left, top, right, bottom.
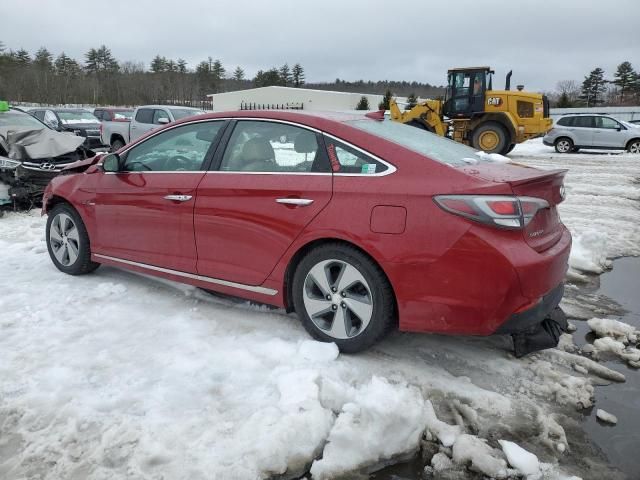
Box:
529, 229, 544, 237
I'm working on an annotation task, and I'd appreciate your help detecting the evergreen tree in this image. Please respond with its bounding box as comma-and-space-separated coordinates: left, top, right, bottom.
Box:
254, 68, 282, 87
150, 55, 167, 73
579, 67, 607, 107
406, 93, 418, 109
14, 48, 31, 66
378, 89, 393, 110
279, 63, 292, 86
355, 96, 370, 110
612, 61, 635, 103
292, 63, 305, 87
556, 91, 572, 108
166, 59, 177, 73
177, 59, 188, 73
34, 47, 53, 69
211, 59, 225, 80
54, 53, 80, 76
233, 66, 245, 81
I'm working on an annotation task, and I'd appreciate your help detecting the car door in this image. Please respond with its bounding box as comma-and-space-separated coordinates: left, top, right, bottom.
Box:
94, 120, 227, 272
593, 116, 624, 148
571, 116, 595, 146
194, 119, 332, 286
130, 108, 156, 142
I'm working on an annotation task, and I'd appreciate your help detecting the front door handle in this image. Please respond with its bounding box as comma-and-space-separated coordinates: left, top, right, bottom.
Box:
276, 198, 314, 206
164, 194, 192, 202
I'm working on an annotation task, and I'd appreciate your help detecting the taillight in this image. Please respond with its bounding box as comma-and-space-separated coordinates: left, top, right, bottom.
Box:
434, 195, 549, 229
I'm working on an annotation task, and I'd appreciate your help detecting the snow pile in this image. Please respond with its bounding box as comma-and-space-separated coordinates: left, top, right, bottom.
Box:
475, 150, 511, 163
452, 434, 507, 478
595, 409, 618, 425
593, 337, 640, 367
310, 377, 427, 479
568, 230, 610, 274
588, 318, 638, 343
499, 440, 540, 476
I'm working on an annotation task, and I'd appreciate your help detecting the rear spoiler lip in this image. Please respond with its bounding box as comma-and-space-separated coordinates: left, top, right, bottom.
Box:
508, 168, 568, 186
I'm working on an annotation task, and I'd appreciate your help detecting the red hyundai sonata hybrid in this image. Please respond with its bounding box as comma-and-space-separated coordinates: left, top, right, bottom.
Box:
42, 110, 571, 355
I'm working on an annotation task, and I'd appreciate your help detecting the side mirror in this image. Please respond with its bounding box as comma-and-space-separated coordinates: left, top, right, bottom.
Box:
617, 125, 624, 131
157, 117, 170, 125
102, 153, 121, 172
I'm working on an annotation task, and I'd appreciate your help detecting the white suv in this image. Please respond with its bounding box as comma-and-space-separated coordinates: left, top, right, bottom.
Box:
543, 114, 640, 153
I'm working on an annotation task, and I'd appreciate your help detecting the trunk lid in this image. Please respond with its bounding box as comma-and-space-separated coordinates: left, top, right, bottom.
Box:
461, 162, 567, 252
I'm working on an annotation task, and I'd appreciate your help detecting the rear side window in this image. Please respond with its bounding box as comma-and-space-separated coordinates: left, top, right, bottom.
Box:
135, 108, 154, 124
33, 110, 45, 121
516, 101, 534, 118
220, 120, 328, 173
93, 110, 103, 120
556, 117, 574, 127
574, 116, 594, 128
323, 137, 389, 174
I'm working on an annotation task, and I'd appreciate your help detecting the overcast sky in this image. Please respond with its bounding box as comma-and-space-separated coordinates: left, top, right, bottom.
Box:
2, 0, 639, 92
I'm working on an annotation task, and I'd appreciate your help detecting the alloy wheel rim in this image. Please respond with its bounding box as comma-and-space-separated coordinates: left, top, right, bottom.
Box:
630, 143, 640, 153
50, 213, 80, 266
557, 140, 571, 152
303, 259, 373, 339
479, 131, 499, 150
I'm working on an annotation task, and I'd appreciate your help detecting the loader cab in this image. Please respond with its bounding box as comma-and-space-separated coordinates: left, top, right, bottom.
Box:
443, 67, 493, 118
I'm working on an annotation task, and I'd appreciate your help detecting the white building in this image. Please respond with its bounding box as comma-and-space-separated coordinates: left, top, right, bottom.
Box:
550, 106, 640, 122
207, 86, 410, 112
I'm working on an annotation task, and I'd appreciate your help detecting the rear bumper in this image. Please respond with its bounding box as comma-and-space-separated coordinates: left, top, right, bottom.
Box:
494, 282, 564, 334
542, 138, 554, 147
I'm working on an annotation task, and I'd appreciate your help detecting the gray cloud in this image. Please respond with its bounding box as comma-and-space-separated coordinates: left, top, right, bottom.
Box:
2, 0, 639, 91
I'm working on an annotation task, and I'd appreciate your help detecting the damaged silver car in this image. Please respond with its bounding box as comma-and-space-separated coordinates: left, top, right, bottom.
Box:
0, 101, 96, 209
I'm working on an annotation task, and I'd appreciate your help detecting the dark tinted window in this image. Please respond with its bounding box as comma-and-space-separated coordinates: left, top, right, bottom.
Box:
556, 117, 574, 127
573, 116, 594, 128
33, 110, 45, 121
135, 108, 154, 124
93, 110, 104, 120
323, 136, 389, 175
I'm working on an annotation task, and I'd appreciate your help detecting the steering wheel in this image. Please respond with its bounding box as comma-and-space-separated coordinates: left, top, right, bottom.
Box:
164, 155, 193, 171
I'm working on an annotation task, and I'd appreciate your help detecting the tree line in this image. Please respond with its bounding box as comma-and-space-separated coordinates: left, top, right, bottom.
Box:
551, 62, 640, 108
0, 41, 443, 108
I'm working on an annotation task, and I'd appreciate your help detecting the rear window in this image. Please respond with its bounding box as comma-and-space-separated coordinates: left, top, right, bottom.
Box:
347, 119, 491, 167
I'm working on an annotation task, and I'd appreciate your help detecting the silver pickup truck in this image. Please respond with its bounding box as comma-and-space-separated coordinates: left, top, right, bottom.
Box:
101, 105, 206, 151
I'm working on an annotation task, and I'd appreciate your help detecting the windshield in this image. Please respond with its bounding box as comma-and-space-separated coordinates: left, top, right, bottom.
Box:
0, 110, 46, 130
347, 119, 495, 166
170, 108, 206, 120
113, 111, 133, 120
57, 111, 100, 123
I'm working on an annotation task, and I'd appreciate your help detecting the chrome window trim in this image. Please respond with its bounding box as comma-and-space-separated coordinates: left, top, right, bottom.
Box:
105, 116, 396, 177
93, 253, 278, 296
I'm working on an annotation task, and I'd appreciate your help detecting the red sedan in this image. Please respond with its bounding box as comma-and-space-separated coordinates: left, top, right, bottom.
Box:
42, 110, 571, 355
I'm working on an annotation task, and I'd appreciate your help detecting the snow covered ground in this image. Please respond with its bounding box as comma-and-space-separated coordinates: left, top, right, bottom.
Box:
1, 138, 639, 479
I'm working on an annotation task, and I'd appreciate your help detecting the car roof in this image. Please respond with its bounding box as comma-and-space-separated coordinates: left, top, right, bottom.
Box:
45, 108, 93, 113
560, 113, 616, 118
138, 105, 204, 110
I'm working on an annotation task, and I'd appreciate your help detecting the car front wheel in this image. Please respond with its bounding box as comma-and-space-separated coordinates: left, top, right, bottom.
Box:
554, 137, 573, 153
627, 140, 640, 154
46, 203, 100, 275
292, 243, 395, 353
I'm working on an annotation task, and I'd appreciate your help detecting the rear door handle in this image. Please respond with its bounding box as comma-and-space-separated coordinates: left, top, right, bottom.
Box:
164, 194, 192, 202
276, 198, 314, 206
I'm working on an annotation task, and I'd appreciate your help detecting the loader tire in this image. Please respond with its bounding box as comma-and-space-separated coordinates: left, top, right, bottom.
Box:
472, 122, 509, 154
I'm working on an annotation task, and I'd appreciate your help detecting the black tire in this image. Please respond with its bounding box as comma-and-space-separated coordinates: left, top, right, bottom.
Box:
46, 203, 100, 275
111, 138, 125, 152
627, 139, 640, 154
554, 137, 573, 154
471, 122, 509, 154
292, 243, 395, 353
505, 143, 516, 154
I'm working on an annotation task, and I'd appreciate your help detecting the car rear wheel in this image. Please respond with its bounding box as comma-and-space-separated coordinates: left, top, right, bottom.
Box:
627, 139, 640, 154
111, 138, 125, 152
554, 137, 573, 153
471, 122, 509, 154
46, 203, 100, 275
292, 243, 395, 353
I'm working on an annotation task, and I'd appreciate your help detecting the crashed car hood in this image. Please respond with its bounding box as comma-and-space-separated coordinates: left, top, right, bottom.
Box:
0, 127, 85, 160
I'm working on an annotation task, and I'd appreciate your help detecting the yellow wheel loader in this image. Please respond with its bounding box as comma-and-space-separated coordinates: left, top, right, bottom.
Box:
390, 67, 552, 154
